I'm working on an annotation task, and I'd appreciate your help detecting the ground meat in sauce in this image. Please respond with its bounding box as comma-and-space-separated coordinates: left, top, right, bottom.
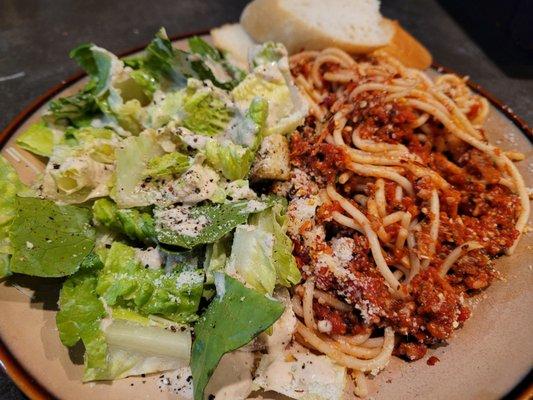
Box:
427, 355, 440, 366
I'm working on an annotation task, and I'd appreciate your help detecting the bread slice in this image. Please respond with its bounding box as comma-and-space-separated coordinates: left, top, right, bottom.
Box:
240, 0, 395, 54
377, 20, 432, 69
210, 23, 256, 70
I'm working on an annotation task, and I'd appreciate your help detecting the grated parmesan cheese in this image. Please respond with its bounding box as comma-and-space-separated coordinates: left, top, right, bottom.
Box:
154, 206, 210, 238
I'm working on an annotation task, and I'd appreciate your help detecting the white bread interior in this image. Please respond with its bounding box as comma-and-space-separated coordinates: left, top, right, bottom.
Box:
240, 0, 395, 54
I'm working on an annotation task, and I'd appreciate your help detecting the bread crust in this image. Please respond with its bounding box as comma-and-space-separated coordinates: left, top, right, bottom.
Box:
377, 20, 433, 69
240, 0, 393, 54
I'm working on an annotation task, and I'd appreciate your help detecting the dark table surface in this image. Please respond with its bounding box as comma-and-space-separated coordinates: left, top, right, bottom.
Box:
0, 0, 532, 399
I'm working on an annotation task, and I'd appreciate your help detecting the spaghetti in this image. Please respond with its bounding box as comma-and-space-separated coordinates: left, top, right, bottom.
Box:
277, 48, 530, 395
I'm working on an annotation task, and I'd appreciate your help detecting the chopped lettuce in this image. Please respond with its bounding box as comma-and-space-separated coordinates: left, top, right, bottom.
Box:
0, 156, 24, 278
130, 69, 158, 98
204, 234, 232, 284
95, 242, 203, 322
9, 197, 95, 277
0, 157, 23, 254
250, 42, 286, 67
142, 30, 244, 92
104, 319, 190, 360
204, 140, 254, 181
70, 44, 150, 134
249, 200, 301, 287
70, 44, 114, 96
63, 127, 119, 163
57, 263, 191, 382
16, 121, 55, 157
232, 42, 307, 136
44, 44, 116, 127
86, 319, 190, 381
112, 129, 165, 207
204, 97, 268, 180
46, 82, 100, 127
144, 151, 190, 178
227, 96, 268, 149
155, 198, 272, 249
226, 199, 300, 294
191, 274, 284, 400
92, 199, 156, 244
143, 91, 184, 128
181, 79, 234, 136
226, 224, 277, 294
56, 267, 108, 376
233, 73, 292, 132
43, 155, 113, 202
187, 36, 245, 90
38, 126, 119, 203
113, 129, 221, 207
143, 28, 189, 88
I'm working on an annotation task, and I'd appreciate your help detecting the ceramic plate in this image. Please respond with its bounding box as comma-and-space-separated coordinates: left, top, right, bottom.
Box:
1, 34, 532, 400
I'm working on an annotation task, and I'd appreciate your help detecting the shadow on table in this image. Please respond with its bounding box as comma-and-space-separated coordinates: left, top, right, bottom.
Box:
438, 0, 533, 79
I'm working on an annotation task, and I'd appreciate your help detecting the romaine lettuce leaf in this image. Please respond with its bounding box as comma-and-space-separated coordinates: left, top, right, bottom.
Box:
0, 156, 24, 256
155, 198, 272, 249
226, 224, 277, 294
113, 129, 220, 207
9, 197, 95, 277
191, 274, 284, 400
143, 91, 184, 129
187, 36, 246, 90
46, 81, 100, 127
144, 28, 189, 88
0, 254, 11, 279
95, 242, 203, 322
70, 43, 114, 96
40, 131, 117, 204
16, 121, 55, 157
181, 79, 234, 136
64, 126, 116, 143
142, 30, 244, 92
232, 42, 308, 136
144, 151, 190, 178
226, 199, 300, 294
112, 129, 165, 207
204, 234, 232, 284
56, 267, 108, 373
249, 200, 301, 287
130, 69, 158, 98
70, 44, 150, 135
57, 264, 191, 382
203, 97, 268, 181
204, 140, 254, 181
227, 96, 268, 149
84, 319, 190, 381
63, 126, 119, 163
42, 158, 113, 203
92, 199, 156, 244
250, 42, 285, 67
111, 99, 146, 135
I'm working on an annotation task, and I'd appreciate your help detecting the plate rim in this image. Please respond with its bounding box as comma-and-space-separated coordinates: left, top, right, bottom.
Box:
0, 29, 531, 400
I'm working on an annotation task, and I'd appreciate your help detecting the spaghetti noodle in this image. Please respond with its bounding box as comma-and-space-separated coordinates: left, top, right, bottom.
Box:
277, 48, 530, 395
